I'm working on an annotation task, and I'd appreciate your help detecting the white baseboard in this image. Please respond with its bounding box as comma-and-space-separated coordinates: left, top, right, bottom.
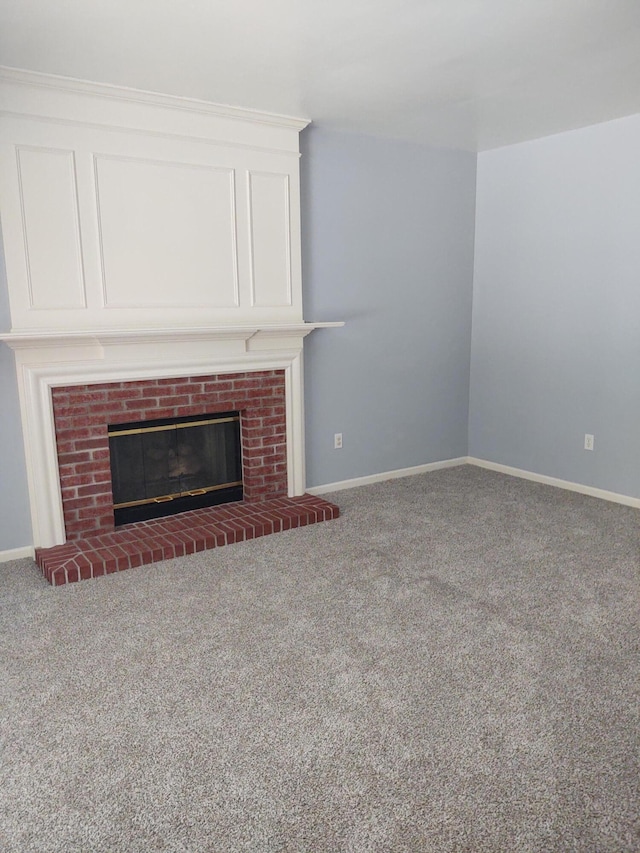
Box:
306, 457, 468, 495
307, 454, 640, 510
0, 545, 35, 563
467, 457, 640, 509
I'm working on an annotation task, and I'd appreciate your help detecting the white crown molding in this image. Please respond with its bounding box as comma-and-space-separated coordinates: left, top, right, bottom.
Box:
0, 66, 311, 132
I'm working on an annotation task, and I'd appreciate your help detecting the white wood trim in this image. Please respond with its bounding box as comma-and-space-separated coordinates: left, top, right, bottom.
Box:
308, 456, 640, 510
0, 323, 344, 349
0, 69, 314, 332
286, 352, 306, 497
0, 546, 34, 563
306, 457, 468, 495
0, 66, 311, 133
467, 457, 640, 509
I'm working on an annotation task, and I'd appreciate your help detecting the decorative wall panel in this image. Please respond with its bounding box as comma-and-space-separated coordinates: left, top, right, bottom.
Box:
0, 68, 309, 331
95, 156, 239, 308
16, 146, 85, 309
248, 171, 292, 307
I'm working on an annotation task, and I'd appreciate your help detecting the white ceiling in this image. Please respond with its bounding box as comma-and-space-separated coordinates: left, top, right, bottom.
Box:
1, 0, 639, 151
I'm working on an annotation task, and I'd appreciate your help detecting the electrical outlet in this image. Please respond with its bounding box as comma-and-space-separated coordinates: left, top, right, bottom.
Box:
334, 433, 343, 449
584, 434, 594, 451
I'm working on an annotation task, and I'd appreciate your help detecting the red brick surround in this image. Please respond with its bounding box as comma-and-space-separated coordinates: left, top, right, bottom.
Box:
52, 370, 287, 541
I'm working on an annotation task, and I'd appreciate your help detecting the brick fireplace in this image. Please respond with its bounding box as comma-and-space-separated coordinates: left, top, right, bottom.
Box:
2, 328, 341, 586
53, 370, 289, 540
34, 364, 339, 585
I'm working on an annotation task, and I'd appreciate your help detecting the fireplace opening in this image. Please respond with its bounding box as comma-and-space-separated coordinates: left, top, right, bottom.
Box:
108, 411, 243, 526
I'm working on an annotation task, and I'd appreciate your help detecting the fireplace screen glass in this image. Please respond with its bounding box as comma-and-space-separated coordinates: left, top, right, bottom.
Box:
108, 411, 242, 524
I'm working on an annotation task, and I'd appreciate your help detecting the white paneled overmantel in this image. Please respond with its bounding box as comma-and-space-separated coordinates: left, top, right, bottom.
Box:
0, 68, 343, 549
0, 66, 311, 331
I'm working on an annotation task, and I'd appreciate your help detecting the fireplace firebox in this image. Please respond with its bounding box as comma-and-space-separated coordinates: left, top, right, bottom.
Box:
108, 411, 243, 526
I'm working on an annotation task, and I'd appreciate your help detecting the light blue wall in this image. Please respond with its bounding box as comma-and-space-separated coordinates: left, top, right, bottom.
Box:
469, 114, 640, 498
0, 231, 33, 550
301, 128, 477, 487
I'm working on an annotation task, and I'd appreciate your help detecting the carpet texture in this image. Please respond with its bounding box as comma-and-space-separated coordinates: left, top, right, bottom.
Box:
1, 465, 639, 852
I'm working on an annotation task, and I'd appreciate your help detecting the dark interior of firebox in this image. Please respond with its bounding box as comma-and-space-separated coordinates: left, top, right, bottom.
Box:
108, 411, 243, 525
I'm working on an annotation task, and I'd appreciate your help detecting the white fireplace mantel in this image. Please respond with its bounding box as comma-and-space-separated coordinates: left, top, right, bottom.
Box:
2, 323, 343, 549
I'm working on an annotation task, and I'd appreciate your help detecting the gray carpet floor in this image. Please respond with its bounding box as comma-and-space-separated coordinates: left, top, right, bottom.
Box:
1, 465, 639, 852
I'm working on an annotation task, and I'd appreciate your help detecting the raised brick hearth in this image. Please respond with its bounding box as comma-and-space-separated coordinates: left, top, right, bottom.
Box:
34, 369, 340, 585
36, 493, 339, 586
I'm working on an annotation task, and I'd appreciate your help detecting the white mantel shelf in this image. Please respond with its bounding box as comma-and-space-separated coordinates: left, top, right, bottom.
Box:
0, 322, 343, 350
